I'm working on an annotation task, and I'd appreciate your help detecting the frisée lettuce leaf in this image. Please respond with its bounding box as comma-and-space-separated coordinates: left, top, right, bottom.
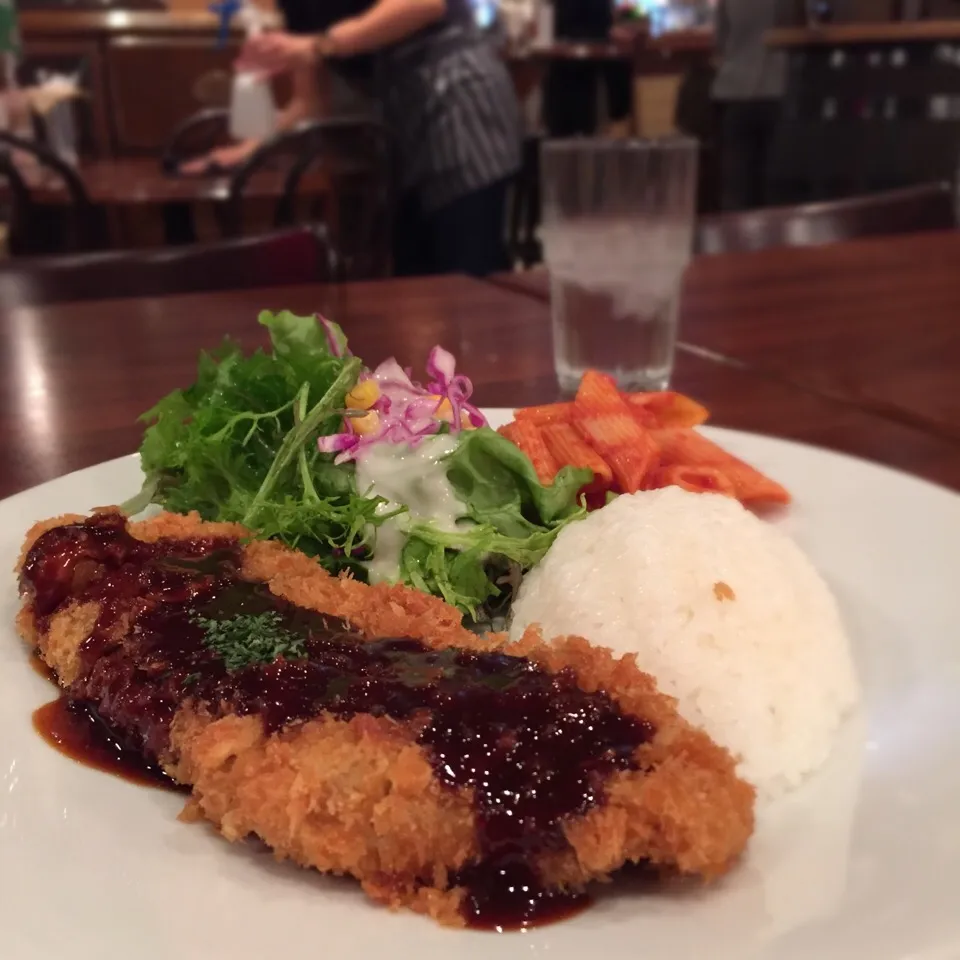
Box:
122, 311, 383, 575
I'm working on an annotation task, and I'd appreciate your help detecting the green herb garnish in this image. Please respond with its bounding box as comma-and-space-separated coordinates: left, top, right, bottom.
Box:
194, 611, 308, 672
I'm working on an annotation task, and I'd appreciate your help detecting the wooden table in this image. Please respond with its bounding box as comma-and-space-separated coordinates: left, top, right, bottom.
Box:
767, 20, 960, 47
28, 158, 331, 207
488, 231, 960, 443
21, 158, 334, 249
2, 272, 959, 501
4, 155, 336, 253
13, 157, 333, 249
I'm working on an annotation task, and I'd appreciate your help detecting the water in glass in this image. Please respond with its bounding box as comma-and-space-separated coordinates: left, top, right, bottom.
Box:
540, 137, 698, 393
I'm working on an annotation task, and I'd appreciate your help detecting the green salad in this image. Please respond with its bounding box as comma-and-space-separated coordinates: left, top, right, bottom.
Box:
123, 311, 589, 623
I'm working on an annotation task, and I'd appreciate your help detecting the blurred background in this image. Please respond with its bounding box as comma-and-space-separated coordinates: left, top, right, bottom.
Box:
1, 0, 959, 277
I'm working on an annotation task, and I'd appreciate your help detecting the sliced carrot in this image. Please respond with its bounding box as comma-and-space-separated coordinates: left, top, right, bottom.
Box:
624, 391, 710, 429
514, 401, 576, 426
573, 413, 660, 494
540, 422, 614, 490
574, 370, 623, 412
654, 428, 791, 505
500, 420, 559, 485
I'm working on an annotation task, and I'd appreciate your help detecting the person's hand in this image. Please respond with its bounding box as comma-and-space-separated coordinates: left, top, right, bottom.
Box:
236, 31, 317, 75
179, 140, 258, 176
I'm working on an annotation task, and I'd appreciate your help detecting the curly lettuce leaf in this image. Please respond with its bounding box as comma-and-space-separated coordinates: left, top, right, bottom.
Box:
395, 428, 592, 618
445, 427, 590, 533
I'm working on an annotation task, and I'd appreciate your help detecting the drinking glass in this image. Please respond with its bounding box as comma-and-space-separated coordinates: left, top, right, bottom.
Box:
540, 137, 699, 392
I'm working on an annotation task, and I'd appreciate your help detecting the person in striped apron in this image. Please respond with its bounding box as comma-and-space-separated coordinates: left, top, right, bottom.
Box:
236, 0, 522, 276
713, 0, 790, 211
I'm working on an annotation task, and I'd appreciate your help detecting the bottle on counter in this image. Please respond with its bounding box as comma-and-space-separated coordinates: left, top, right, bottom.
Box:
229, 0, 276, 142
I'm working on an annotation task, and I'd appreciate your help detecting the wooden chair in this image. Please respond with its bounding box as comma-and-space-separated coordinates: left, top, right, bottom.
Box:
695, 183, 957, 256
161, 113, 392, 279
160, 108, 233, 177
0, 130, 107, 255
507, 134, 543, 269
0, 226, 334, 310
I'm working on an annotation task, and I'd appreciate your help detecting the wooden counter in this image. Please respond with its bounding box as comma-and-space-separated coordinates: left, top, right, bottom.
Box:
769, 20, 960, 47
20, 9, 272, 37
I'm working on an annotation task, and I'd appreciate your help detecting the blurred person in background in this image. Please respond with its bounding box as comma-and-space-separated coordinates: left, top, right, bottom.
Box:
187, 0, 522, 276
543, 0, 634, 139
712, 0, 788, 210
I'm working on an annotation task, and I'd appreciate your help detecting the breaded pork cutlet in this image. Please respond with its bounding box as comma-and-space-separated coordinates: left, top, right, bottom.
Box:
17, 510, 755, 928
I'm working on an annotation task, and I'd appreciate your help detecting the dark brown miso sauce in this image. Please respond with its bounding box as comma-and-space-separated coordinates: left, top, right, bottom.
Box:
21, 511, 658, 930
32, 697, 183, 791
458, 858, 593, 931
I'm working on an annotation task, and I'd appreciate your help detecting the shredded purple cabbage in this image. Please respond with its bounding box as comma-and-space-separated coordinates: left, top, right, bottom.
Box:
317, 345, 487, 464
318, 314, 346, 358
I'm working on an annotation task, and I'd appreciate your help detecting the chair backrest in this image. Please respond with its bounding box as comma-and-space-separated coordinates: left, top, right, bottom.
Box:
16, 54, 103, 161
696, 183, 957, 256
0, 129, 102, 255
160, 108, 232, 175
226, 117, 392, 279
0, 226, 334, 310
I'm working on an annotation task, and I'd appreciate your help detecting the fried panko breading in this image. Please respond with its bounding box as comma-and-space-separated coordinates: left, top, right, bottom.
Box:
16, 510, 755, 927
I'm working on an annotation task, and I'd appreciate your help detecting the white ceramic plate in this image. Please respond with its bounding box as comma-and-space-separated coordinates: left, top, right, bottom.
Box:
2, 413, 959, 960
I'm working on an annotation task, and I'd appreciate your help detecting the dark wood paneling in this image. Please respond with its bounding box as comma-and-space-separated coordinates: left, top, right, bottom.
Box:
18, 0, 164, 10
19, 9, 266, 37
770, 20, 960, 46
105, 36, 240, 155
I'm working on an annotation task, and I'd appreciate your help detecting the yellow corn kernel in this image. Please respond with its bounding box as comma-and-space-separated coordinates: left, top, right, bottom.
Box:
351, 410, 380, 436
345, 379, 380, 411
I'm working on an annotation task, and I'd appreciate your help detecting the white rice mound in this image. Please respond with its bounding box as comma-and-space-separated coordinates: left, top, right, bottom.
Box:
510, 487, 860, 800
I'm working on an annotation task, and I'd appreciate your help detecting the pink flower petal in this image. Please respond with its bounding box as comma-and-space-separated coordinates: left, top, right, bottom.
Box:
426, 345, 456, 387
371, 358, 417, 391
317, 314, 346, 357
464, 405, 488, 427
317, 433, 354, 454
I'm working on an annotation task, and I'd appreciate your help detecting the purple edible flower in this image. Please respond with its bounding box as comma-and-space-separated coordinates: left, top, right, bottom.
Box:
315, 345, 485, 465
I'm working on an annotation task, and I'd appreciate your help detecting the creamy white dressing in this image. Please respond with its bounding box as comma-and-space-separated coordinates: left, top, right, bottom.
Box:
355, 434, 467, 584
